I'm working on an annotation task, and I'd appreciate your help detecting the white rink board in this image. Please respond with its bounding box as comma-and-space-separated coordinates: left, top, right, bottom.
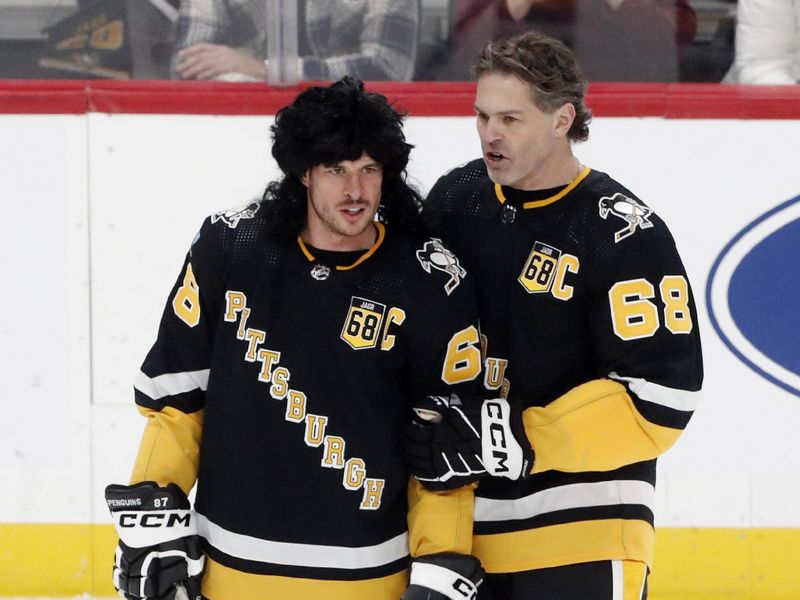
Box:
0, 115, 92, 523
1, 113, 799, 528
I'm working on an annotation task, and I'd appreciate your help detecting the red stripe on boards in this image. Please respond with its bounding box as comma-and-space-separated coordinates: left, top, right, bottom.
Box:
1, 80, 800, 119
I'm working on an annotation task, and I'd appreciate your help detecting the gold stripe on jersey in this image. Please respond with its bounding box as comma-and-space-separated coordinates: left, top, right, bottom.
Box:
473, 518, 655, 573
201, 557, 407, 600
407, 479, 475, 557
130, 406, 203, 494
522, 379, 682, 474
296, 223, 386, 271
618, 560, 648, 600
298, 235, 316, 261
493, 166, 592, 209
338, 222, 386, 270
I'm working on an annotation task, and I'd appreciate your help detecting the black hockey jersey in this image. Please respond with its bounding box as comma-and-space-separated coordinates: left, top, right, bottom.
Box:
425, 159, 703, 573
129, 202, 483, 599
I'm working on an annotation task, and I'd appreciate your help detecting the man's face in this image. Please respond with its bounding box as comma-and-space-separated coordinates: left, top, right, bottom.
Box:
475, 72, 570, 190
301, 153, 383, 251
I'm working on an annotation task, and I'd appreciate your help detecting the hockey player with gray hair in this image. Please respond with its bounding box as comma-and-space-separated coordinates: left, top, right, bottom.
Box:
404, 32, 703, 599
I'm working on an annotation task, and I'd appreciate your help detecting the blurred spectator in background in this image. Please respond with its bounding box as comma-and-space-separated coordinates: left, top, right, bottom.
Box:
418, 0, 696, 81
38, 0, 180, 80
728, 0, 800, 83
172, 0, 419, 81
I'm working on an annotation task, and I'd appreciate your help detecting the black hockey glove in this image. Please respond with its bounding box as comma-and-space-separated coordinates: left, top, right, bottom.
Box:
404, 396, 534, 490
105, 481, 205, 600
401, 553, 485, 600
480, 397, 535, 481
404, 395, 486, 491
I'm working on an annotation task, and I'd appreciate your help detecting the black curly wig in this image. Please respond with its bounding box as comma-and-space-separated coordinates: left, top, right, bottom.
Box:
262, 76, 427, 239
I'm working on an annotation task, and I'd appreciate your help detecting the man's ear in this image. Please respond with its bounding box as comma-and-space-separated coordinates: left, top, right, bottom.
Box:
300, 169, 310, 187
554, 103, 576, 138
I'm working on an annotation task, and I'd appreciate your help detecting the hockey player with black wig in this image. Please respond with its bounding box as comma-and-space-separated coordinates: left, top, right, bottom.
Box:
262, 77, 429, 239
105, 77, 486, 600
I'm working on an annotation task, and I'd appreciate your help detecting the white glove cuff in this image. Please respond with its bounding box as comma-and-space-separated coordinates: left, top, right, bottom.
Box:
409, 562, 478, 600
481, 398, 525, 479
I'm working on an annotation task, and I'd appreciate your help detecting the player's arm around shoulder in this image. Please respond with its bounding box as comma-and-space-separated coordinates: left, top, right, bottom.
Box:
402, 234, 485, 488
523, 181, 703, 474
404, 233, 535, 486
400, 234, 489, 599
407, 234, 483, 384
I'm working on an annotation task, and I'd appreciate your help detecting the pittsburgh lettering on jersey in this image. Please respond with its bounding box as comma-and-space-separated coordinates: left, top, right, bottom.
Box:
484, 357, 509, 391
480, 333, 510, 395
518, 241, 580, 301
224, 290, 385, 510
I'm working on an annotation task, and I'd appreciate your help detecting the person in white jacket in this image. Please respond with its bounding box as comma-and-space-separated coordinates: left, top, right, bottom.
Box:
732, 0, 800, 83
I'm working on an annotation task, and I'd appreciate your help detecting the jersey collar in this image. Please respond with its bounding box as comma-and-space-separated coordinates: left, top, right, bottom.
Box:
494, 166, 591, 209
296, 222, 386, 271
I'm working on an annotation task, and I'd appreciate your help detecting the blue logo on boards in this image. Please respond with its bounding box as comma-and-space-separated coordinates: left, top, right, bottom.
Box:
706, 195, 800, 397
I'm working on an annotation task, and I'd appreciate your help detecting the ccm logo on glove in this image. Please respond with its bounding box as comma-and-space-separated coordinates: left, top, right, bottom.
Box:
453, 577, 478, 599
116, 512, 193, 528
482, 399, 515, 475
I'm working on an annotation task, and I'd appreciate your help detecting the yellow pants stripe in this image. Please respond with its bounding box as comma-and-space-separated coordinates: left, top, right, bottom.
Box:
473, 519, 655, 573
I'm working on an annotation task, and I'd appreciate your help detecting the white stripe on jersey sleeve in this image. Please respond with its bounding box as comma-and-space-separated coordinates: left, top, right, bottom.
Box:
196, 513, 409, 570
609, 372, 699, 412
134, 369, 210, 401
474, 479, 655, 523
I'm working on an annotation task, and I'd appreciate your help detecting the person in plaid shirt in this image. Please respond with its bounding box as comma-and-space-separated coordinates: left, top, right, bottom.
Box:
172, 0, 419, 81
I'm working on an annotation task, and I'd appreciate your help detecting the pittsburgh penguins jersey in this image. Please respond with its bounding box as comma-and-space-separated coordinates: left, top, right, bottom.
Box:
425, 159, 703, 574
128, 201, 483, 600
